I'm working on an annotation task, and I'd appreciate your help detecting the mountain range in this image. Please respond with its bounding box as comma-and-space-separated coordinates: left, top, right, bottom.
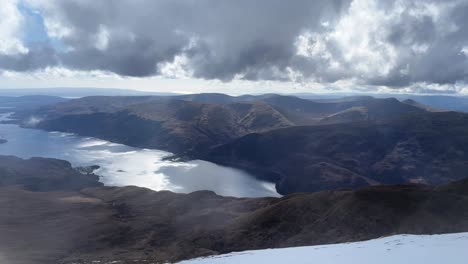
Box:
17, 94, 424, 153
206, 111, 468, 193
9, 93, 468, 194
2, 92, 468, 263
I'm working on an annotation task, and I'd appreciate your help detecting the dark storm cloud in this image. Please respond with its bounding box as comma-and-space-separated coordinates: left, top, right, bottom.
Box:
0, 44, 57, 71
3, 0, 468, 89
19, 0, 350, 79
60, 37, 185, 77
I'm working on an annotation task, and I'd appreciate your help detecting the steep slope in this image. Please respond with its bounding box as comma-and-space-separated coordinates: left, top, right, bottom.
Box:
15, 94, 426, 157
206, 111, 468, 194
1, 155, 468, 263
0, 187, 114, 264
318, 106, 369, 124
25, 96, 294, 155
262, 95, 425, 125
402, 98, 446, 112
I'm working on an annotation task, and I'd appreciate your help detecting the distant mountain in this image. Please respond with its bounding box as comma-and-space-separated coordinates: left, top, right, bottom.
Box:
178, 93, 425, 125
13, 94, 425, 156
0, 95, 67, 113
1, 155, 468, 264
0, 87, 178, 97
175, 93, 240, 104
28, 96, 293, 154
294, 93, 468, 112
400, 95, 468, 112
219, 94, 421, 125
206, 111, 468, 194
401, 99, 445, 112
9, 93, 468, 194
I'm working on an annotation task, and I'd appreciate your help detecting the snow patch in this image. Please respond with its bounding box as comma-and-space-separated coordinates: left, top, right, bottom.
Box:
179, 232, 468, 264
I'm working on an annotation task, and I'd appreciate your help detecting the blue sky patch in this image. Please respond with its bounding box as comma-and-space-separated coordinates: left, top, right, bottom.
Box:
17, 2, 66, 52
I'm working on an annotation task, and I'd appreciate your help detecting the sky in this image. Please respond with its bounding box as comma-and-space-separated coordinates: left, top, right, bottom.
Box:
1, 0, 468, 95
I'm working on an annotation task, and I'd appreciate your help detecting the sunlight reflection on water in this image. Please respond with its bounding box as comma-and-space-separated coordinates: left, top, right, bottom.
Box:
0, 112, 279, 197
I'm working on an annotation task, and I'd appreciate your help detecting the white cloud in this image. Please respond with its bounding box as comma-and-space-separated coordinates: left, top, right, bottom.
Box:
331, 0, 398, 77
23, 0, 73, 38
95, 25, 110, 51
158, 54, 193, 79
43, 18, 72, 39
295, 32, 331, 60
0, 0, 28, 55
411, 44, 429, 54
462, 46, 468, 56
1, 0, 468, 94
292, 0, 468, 88
0, 66, 120, 81
0, 66, 337, 95
295, 0, 401, 78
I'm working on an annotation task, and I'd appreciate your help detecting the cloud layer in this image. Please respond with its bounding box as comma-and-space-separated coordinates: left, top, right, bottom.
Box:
1, 0, 468, 91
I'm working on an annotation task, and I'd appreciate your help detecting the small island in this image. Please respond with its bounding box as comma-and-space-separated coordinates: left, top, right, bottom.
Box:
0, 139, 7, 144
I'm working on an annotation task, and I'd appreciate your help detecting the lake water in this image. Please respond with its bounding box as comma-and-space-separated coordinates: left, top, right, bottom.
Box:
0, 113, 279, 197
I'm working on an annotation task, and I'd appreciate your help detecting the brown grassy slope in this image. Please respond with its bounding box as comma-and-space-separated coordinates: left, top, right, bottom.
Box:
206, 111, 468, 194
35, 98, 294, 154
1, 155, 468, 263
22, 94, 424, 156
1, 183, 468, 263
0, 155, 102, 191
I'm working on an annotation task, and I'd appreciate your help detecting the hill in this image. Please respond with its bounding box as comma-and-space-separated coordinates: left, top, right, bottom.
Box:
7, 93, 467, 195
15, 94, 424, 155
0, 87, 177, 97
1, 155, 468, 264
0, 155, 102, 191
0, 95, 67, 113
28, 96, 293, 154
206, 111, 468, 194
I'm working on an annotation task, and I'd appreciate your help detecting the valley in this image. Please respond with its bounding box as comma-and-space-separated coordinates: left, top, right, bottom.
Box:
4, 2, 468, 263
1, 155, 468, 264
0, 113, 277, 197
9, 93, 468, 194
2, 93, 468, 263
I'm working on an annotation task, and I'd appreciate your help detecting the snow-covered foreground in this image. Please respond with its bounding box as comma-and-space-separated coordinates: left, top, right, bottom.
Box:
179, 232, 468, 264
